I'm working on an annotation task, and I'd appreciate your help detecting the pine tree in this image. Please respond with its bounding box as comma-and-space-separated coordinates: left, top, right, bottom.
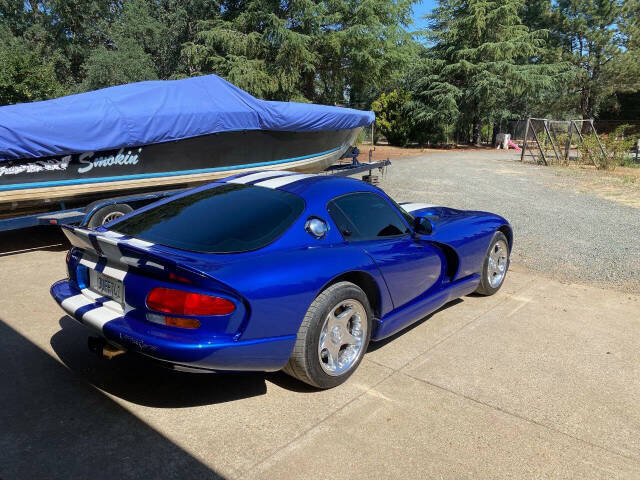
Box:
182, 0, 319, 101
417, 0, 566, 144
184, 0, 419, 104
551, 0, 640, 119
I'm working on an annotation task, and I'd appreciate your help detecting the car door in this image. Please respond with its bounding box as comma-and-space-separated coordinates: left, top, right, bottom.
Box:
327, 192, 443, 309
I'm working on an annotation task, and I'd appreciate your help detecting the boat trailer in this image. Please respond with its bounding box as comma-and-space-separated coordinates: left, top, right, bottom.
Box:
0, 147, 390, 232
325, 146, 391, 184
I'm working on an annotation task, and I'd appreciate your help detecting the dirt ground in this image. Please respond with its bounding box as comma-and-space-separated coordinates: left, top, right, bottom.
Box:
551, 164, 640, 209
368, 144, 640, 209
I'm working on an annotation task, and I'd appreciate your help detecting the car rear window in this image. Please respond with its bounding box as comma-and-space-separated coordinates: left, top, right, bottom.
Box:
112, 183, 305, 253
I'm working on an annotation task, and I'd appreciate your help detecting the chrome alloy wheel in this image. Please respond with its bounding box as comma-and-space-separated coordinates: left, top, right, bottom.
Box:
101, 211, 126, 225
487, 239, 508, 288
318, 299, 367, 376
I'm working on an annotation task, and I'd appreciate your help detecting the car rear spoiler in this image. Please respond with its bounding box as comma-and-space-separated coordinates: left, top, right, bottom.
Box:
60, 225, 212, 283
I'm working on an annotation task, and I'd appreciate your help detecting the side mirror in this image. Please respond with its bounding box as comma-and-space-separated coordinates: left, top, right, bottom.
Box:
413, 216, 433, 235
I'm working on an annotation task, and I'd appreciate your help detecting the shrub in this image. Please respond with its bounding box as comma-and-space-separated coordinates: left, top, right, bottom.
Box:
371, 90, 413, 147
578, 125, 635, 170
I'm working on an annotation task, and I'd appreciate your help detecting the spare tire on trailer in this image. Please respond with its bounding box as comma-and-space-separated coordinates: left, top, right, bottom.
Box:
87, 204, 133, 228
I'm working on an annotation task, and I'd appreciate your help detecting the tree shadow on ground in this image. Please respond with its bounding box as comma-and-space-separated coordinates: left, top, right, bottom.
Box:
0, 318, 226, 480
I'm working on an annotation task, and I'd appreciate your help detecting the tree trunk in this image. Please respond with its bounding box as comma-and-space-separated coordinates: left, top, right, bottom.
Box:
302, 71, 315, 102
582, 47, 601, 121
491, 123, 499, 146
472, 121, 481, 146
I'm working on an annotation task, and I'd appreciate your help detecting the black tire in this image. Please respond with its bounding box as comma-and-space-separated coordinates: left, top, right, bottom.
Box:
475, 231, 510, 296
284, 281, 373, 389
87, 204, 133, 228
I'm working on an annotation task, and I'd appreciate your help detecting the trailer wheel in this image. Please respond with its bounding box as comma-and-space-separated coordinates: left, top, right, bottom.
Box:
87, 204, 133, 228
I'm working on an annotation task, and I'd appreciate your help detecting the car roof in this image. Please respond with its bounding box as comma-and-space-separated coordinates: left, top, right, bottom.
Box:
221, 170, 382, 203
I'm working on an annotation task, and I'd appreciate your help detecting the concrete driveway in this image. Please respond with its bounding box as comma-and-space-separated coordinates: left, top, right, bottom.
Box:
1, 224, 639, 479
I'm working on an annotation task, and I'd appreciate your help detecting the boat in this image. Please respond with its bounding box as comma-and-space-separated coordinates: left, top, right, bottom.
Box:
0, 75, 374, 211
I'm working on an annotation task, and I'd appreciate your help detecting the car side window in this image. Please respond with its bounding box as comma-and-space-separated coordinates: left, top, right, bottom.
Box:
327, 192, 410, 241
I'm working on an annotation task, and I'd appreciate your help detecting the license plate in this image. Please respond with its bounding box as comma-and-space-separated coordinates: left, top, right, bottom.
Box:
89, 270, 124, 305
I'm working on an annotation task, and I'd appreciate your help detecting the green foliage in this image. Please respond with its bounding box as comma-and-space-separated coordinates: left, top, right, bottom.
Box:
579, 125, 636, 170
0, 25, 66, 103
0, 0, 638, 154
0, 0, 420, 107
550, 0, 640, 119
82, 38, 158, 91
184, 0, 419, 103
371, 90, 414, 146
412, 0, 568, 144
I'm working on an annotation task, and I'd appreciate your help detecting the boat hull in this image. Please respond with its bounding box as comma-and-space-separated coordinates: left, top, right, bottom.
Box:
0, 128, 360, 207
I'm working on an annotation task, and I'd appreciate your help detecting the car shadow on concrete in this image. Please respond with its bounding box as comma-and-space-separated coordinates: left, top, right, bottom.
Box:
366, 298, 463, 352
50, 316, 269, 408
0, 318, 226, 480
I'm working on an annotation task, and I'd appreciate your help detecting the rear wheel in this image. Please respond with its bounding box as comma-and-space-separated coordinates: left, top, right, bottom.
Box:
87, 204, 133, 228
284, 281, 372, 389
475, 231, 510, 296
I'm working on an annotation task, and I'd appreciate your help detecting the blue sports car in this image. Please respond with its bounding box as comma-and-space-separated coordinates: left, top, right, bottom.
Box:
51, 170, 512, 388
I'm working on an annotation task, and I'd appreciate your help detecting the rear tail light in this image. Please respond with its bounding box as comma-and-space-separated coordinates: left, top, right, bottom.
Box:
146, 313, 202, 329
146, 287, 236, 316
165, 317, 201, 329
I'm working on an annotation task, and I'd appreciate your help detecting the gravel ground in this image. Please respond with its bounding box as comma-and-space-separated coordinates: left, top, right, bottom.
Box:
376, 150, 640, 292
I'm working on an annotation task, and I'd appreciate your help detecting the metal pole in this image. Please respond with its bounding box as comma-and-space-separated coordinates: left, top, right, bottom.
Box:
565, 121, 574, 163
529, 120, 548, 166
520, 118, 530, 162
590, 119, 607, 157
574, 122, 597, 167
543, 120, 561, 164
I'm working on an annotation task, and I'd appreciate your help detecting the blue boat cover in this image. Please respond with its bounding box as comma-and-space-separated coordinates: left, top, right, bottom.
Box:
0, 74, 374, 162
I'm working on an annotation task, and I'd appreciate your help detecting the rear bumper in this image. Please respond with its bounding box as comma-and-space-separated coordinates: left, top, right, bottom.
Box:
50, 279, 295, 372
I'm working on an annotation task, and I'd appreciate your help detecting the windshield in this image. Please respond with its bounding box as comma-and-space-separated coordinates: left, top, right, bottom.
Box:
113, 183, 305, 253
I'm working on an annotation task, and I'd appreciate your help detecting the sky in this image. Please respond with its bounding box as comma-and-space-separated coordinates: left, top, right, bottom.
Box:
411, 0, 437, 32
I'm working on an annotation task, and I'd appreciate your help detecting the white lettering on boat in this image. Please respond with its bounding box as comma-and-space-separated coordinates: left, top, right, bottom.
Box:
77, 148, 141, 173
0, 156, 72, 177
0, 147, 142, 178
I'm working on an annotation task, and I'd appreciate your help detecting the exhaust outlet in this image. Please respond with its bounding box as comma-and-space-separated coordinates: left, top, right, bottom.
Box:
102, 343, 126, 359
88, 336, 125, 359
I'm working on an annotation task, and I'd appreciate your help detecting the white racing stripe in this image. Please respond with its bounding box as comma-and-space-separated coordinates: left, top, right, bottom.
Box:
227, 170, 296, 184
123, 238, 155, 249
102, 263, 128, 281
79, 289, 124, 314
60, 293, 94, 314
96, 235, 122, 259
254, 173, 316, 189
79, 252, 98, 269
400, 202, 436, 212
101, 300, 124, 313
101, 231, 125, 239
81, 288, 103, 301
82, 306, 123, 331
60, 288, 124, 332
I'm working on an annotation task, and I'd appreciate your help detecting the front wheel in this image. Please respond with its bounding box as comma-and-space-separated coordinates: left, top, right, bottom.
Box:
475, 231, 510, 296
283, 281, 372, 389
